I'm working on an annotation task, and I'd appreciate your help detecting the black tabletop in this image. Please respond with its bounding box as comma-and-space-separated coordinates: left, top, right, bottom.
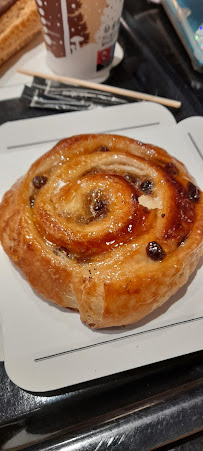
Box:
0, 1, 203, 450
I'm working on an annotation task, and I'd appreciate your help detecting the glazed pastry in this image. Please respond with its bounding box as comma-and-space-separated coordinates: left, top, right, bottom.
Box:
0, 134, 202, 328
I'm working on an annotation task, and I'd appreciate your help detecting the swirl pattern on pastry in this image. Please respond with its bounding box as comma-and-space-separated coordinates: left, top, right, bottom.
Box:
0, 134, 202, 328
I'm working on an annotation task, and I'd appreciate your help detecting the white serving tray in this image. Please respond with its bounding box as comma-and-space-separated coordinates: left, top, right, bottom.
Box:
0, 102, 202, 391
0, 101, 174, 363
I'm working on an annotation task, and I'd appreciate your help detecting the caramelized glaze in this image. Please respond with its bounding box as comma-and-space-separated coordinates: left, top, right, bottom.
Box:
0, 134, 202, 328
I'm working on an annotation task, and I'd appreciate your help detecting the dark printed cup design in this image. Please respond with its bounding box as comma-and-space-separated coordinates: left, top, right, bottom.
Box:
36, 0, 124, 78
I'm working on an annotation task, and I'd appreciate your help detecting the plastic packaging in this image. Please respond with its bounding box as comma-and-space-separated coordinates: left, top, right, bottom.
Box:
21, 76, 128, 112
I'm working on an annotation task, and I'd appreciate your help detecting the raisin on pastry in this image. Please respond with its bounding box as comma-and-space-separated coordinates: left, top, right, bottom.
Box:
0, 134, 202, 328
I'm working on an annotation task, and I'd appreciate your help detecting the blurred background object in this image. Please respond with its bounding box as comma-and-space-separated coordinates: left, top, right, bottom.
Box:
162, 0, 203, 72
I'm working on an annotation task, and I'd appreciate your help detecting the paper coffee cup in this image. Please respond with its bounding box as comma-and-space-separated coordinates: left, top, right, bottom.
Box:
36, 0, 124, 81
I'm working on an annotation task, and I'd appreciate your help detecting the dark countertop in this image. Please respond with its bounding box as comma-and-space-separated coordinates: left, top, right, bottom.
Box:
0, 1, 203, 450
0, 352, 203, 450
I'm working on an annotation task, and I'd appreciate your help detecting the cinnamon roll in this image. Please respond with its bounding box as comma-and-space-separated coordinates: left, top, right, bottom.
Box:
0, 134, 202, 328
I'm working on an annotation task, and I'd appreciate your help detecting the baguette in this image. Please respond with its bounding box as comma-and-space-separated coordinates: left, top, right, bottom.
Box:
0, 0, 41, 66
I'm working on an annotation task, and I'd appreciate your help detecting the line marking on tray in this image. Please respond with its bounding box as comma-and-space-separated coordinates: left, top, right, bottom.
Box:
6, 122, 160, 150
7, 138, 61, 150
34, 316, 203, 362
187, 132, 203, 161
102, 121, 160, 133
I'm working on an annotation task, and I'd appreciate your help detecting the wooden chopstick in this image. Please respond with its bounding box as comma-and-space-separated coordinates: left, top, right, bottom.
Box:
18, 69, 181, 109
